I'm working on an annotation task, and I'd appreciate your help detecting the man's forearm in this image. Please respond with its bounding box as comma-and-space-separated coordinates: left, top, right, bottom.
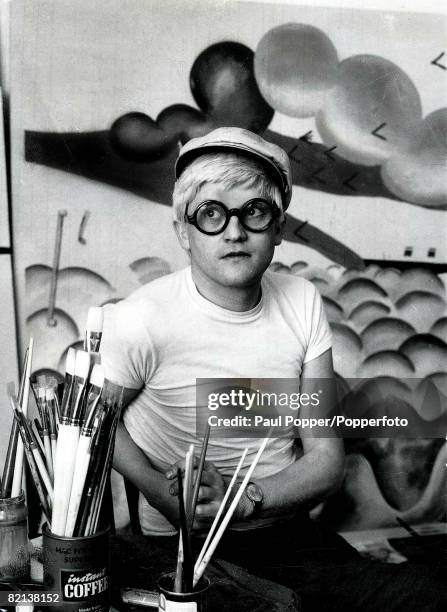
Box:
233, 438, 344, 520
254, 438, 344, 518
113, 421, 179, 525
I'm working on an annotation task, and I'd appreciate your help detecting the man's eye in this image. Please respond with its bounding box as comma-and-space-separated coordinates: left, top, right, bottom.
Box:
247, 206, 263, 216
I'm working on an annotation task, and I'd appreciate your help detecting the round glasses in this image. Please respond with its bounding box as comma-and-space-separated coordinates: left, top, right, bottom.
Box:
185, 198, 280, 235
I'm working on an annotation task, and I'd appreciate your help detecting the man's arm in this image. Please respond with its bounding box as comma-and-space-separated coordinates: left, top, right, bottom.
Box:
112, 387, 180, 526
245, 349, 344, 518
188, 349, 344, 523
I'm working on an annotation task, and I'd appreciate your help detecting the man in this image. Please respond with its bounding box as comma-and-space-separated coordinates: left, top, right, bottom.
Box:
101, 128, 444, 610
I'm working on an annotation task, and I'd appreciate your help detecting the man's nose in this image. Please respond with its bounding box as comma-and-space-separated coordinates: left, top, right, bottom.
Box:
223, 214, 247, 240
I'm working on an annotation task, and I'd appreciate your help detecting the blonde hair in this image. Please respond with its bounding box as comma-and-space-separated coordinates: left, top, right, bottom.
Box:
172, 152, 283, 224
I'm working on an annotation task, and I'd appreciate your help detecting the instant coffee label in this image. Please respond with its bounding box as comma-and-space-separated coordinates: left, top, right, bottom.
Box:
61, 567, 109, 602
159, 593, 197, 611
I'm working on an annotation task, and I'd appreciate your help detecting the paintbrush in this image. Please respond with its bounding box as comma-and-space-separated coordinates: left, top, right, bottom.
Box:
52, 350, 90, 535
9, 392, 52, 526
85, 307, 104, 354
74, 403, 109, 536
69, 350, 91, 424
177, 468, 193, 593
65, 365, 104, 536
85, 388, 123, 535
30, 378, 54, 480
193, 437, 270, 587
183, 445, 195, 520
174, 445, 194, 592
45, 376, 61, 426
87, 407, 120, 535
189, 423, 210, 530
2, 349, 29, 497
37, 385, 53, 482
11, 338, 34, 498
60, 348, 76, 420
45, 387, 58, 460
8, 385, 54, 502
31, 419, 46, 455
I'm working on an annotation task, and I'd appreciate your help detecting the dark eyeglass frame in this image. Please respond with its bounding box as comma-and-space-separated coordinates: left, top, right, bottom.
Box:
185, 198, 281, 236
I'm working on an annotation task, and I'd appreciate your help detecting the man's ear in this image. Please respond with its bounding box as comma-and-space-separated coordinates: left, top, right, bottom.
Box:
274, 218, 285, 247
173, 220, 191, 252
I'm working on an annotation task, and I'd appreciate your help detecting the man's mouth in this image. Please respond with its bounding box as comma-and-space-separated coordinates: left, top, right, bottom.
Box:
221, 252, 251, 259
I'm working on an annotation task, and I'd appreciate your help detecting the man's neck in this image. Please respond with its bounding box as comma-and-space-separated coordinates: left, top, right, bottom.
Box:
190, 267, 262, 312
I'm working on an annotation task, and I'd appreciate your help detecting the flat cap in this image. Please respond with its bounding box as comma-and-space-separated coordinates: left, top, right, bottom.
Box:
175, 127, 292, 209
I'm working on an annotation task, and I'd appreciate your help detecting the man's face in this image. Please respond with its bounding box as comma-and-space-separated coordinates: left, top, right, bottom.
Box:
175, 183, 283, 293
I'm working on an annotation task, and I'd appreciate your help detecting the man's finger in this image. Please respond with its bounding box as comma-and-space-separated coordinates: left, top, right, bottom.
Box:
165, 459, 186, 479
165, 454, 202, 479
195, 500, 221, 518
202, 460, 219, 473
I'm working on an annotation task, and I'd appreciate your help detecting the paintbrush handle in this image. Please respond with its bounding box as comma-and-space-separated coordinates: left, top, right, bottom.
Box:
14, 416, 52, 526
51, 437, 57, 465
11, 339, 34, 497
183, 445, 194, 520
88, 414, 120, 535
190, 424, 210, 529
177, 469, 193, 593
75, 425, 108, 536
1, 419, 19, 497
174, 534, 183, 593
43, 434, 54, 481
24, 443, 52, 528
52, 423, 80, 535
2, 349, 30, 496
11, 439, 25, 497
31, 446, 54, 501
31, 421, 45, 455
65, 435, 91, 536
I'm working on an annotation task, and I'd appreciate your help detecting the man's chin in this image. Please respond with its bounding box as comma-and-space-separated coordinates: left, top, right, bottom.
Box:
218, 268, 264, 289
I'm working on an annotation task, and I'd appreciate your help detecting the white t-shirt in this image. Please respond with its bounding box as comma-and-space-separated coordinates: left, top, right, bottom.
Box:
101, 266, 332, 535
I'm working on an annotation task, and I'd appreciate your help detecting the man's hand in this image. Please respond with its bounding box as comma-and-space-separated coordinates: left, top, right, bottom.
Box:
165, 459, 227, 529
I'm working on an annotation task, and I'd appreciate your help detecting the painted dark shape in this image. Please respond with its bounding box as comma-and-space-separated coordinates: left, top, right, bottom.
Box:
157, 104, 214, 144
299, 130, 313, 144
431, 52, 446, 70
310, 165, 326, 185
343, 172, 359, 192
190, 41, 274, 133
324, 146, 337, 160
78, 211, 90, 245
371, 122, 387, 141
110, 112, 177, 161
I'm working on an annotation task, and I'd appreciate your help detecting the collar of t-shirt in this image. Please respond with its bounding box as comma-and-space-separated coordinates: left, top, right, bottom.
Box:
185, 266, 265, 323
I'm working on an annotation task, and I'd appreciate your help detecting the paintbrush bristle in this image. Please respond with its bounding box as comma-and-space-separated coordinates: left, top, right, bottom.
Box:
66, 348, 76, 376
89, 364, 104, 389
86, 307, 104, 334
45, 387, 56, 401
75, 350, 91, 379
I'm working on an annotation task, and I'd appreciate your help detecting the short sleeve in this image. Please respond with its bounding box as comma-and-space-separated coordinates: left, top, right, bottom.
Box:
100, 301, 155, 389
303, 283, 332, 364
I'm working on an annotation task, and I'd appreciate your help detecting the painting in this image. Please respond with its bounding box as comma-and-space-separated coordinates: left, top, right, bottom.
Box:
7, 0, 447, 531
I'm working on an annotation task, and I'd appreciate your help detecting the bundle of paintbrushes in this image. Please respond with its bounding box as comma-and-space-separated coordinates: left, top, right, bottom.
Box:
2, 307, 124, 537
171, 428, 269, 593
